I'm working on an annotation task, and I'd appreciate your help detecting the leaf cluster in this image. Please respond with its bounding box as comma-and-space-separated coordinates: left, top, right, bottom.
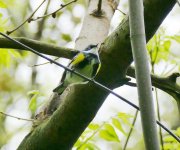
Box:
74, 112, 133, 149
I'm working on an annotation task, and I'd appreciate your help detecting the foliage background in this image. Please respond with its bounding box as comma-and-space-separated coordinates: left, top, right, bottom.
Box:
0, 0, 179, 149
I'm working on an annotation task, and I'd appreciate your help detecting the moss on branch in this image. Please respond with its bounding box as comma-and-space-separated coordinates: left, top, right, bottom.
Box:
0, 37, 77, 59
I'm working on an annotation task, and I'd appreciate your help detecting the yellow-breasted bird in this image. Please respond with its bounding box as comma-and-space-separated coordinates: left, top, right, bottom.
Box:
53, 44, 101, 94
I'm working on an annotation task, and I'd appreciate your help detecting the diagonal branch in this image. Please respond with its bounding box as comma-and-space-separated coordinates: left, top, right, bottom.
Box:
16, 0, 176, 149
0, 0, 178, 148
0, 37, 179, 106
0, 37, 77, 59
2, 33, 180, 144
6, 0, 46, 35
127, 66, 180, 102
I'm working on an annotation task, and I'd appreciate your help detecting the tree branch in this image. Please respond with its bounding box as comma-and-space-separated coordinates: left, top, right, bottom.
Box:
6, 0, 46, 35
30, 0, 78, 21
127, 66, 180, 103
0, 37, 77, 59
0, 0, 177, 148
1, 37, 178, 106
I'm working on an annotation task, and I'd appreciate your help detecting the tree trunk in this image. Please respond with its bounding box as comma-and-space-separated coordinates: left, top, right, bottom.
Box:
16, 0, 176, 149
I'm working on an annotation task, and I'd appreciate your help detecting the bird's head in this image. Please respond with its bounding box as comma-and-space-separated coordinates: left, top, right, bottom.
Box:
84, 44, 98, 51
83, 44, 98, 54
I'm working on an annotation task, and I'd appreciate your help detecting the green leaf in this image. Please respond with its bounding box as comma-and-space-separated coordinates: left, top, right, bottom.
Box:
0, 18, 9, 32
74, 139, 81, 147
164, 143, 174, 149
61, 34, 72, 42
27, 90, 40, 112
117, 112, 132, 126
88, 123, 100, 130
0, 49, 11, 69
79, 143, 100, 150
9, 49, 21, 58
175, 127, 180, 136
169, 35, 180, 43
0, 1, 6, 8
99, 124, 120, 142
27, 90, 39, 96
28, 94, 38, 112
163, 40, 171, 52
164, 136, 175, 142
112, 118, 127, 135
147, 30, 174, 64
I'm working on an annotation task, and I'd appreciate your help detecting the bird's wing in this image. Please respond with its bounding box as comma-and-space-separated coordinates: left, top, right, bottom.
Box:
92, 61, 101, 77
92, 56, 101, 77
59, 52, 86, 83
69, 52, 86, 67
53, 52, 86, 93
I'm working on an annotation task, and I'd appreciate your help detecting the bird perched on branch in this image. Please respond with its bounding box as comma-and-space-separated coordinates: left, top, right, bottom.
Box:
53, 44, 101, 95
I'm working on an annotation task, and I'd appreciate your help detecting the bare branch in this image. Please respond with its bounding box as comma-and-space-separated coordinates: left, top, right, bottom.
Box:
0, 37, 77, 59
127, 66, 180, 103
6, 0, 46, 35
0, 111, 34, 122
0, 36, 179, 105
123, 110, 138, 150
31, 0, 78, 21
116, 8, 126, 15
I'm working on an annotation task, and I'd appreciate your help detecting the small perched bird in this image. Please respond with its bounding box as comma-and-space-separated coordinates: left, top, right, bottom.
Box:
53, 44, 101, 95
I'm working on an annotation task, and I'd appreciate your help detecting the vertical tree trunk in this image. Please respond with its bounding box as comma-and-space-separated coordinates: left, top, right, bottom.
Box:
128, 0, 160, 149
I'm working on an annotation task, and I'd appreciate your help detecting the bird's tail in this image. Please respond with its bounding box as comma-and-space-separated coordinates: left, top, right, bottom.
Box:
53, 83, 66, 95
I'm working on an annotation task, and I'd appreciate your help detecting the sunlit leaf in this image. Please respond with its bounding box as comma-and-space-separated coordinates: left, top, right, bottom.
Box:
0, 18, 8, 32
9, 49, 21, 58
27, 90, 39, 96
28, 90, 40, 112
0, 49, 11, 69
112, 118, 127, 135
28, 94, 38, 112
117, 112, 132, 126
163, 40, 171, 51
0, 1, 6, 8
88, 123, 100, 130
99, 124, 120, 142
164, 136, 176, 142
74, 139, 81, 147
163, 126, 180, 150
164, 143, 174, 149
168, 35, 180, 43
175, 127, 180, 136
61, 34, 72, 42
79, 143, 100, 150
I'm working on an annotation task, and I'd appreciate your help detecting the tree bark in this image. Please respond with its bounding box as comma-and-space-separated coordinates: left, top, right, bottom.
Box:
128, 0, 160, 149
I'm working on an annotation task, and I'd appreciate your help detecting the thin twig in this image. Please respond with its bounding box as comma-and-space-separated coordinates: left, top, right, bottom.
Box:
125, 82, 137, 87
160, 62, 169, 75
77, 113, 124, 149
176, 0, 180, 6
6, 0, 46, 35
31, 0, 77, 21
77, 122, 105, 149
154, 88, 164, 150
116, 8, 126, 15
0, 32, 180, 143
151, 36, 164, 149
123, 110, 138, 150
163, 64, 178, 76
97, 0, 102, 14
29, 57, 60, 67
0, 111, 34, 122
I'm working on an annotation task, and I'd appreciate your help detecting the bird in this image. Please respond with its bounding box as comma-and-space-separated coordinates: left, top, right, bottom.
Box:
53, 44, 101, 95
